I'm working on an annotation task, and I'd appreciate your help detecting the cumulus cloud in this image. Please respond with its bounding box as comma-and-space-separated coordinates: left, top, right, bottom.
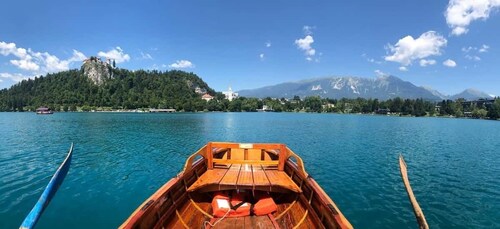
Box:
295, 26, 320, 61
295, 35, 315, 56
295, 35, 316, 61
443, 59, 457, 67
30, 49, 87, 72
259, 53, 265, 60
98, 47, 130, 63
419, 59, 437, 67
265, 42, 271, 48
10, 58, 39, 71
168, 60, 194, 68
399, 66, 409, 71
385, 31, 447, 66
0, 72, 31, 82
446, 0, 500, 36
0, 41, 86, 74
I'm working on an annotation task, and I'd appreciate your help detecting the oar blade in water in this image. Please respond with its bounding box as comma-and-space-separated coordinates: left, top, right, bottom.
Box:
20, 143, 74, 229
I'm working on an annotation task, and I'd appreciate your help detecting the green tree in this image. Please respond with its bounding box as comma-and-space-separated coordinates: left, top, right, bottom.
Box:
487, 99, 500, 119
304, 96, 322, 112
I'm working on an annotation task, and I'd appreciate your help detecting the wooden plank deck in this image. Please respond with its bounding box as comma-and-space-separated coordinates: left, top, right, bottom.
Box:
188, 164, 301, 193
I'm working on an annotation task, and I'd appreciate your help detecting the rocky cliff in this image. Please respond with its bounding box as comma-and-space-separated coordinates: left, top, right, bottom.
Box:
81, 57, 113, 85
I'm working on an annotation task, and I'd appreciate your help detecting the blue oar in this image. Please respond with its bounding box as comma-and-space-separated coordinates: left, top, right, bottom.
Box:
20, 143, 74, 229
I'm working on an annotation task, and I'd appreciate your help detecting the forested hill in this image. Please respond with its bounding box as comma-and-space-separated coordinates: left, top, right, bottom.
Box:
0, 68, 215, 111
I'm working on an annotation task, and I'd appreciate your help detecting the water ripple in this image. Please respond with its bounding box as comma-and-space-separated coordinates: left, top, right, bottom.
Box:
0, 113, 498, 228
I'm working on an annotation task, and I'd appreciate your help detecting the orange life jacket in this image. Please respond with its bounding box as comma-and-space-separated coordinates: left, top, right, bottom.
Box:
253, 192, 278, 216
211, 192, 251, 218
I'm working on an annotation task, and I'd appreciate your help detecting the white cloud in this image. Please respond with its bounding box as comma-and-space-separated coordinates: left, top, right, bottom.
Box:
265, 42, 271, 48
479, 44, 490, 52
259, 53, 265, 60
10, 58, 39, 71
465, 55, 481, 61
419, 59, 436, 67
374, 69, 389, 77
0, 41, 86, 74
462, 46, 473, 52
443, 59, 457, 67
140, 52, 153, 60
462, 44, 490, 53
303, 25, 314, 35
31, 49, 86, 72
0, 72, 31, 82
446, 0, 500, 36
461, 44, 488, 61
168, 60, 194, 68
97, 47, 130, 63
385, 31, 447, 66
399, 66, 409, 71
362, 53, 382, 64
295, 35, 316, 60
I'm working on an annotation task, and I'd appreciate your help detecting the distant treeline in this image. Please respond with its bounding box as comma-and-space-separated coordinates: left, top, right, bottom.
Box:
0, 69, 499, 120
216, 96, 500, 120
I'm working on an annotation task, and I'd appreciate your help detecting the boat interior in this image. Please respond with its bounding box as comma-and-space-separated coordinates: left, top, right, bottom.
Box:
125, 143, 349, 229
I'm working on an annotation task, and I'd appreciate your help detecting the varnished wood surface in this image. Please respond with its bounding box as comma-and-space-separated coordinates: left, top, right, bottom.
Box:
219, 164, 241, 186
252, 165, 271, 187
399, 155, 429, 229
188, 164, 301, 193
121, 142, 354, 229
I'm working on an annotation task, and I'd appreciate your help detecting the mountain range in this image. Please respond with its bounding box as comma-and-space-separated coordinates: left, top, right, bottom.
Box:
238, 75, 494, 101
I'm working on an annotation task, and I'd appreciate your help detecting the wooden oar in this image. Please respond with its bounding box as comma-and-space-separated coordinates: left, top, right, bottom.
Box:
399, 154, 429, 229
20, 143, 74, 229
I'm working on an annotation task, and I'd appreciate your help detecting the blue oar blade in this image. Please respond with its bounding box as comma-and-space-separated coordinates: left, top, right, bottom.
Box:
20, 143, 74, 229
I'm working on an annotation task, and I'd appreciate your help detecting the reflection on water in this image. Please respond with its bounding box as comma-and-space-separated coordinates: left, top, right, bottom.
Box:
0, 112, 498, 228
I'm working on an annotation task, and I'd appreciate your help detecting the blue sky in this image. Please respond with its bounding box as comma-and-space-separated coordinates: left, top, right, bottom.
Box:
1, 0, 499, 96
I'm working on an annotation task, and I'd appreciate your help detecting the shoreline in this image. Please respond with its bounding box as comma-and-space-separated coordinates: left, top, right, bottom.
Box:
5, 109, 498, 121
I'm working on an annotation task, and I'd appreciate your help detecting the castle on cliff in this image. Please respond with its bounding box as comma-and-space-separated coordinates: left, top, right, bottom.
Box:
83, 56, 116, 69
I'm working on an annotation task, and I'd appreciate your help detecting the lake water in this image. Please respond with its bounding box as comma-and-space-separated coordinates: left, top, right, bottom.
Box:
0, 112, 498, 228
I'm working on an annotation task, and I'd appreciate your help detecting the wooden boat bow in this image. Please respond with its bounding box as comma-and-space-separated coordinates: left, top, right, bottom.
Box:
121, 142, 353, 229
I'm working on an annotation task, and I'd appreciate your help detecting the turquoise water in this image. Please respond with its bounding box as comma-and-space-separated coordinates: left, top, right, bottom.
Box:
0, 113, 499, 228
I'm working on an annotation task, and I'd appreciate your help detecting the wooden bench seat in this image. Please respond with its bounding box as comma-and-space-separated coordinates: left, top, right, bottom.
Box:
187, 164, 301, 193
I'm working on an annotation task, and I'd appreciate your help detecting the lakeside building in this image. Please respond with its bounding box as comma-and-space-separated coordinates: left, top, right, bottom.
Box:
222, 87, 238, 101
257, 105, 273, 112
149, 109, 176, 113
201, 93, 214, 101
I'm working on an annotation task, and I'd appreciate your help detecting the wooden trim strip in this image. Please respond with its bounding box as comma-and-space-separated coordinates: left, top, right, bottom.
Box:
293, 209, 308, 229
175, 209, 190, 229
275, 199, 298, 220
210, 142, 284, 150
268, 213, 281, 229
212, 159, 279, 165
189, 197, 213, 219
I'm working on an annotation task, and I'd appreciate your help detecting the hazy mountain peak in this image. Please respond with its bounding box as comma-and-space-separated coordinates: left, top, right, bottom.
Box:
238, 75, 493, 101
451, 88, 493, 100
